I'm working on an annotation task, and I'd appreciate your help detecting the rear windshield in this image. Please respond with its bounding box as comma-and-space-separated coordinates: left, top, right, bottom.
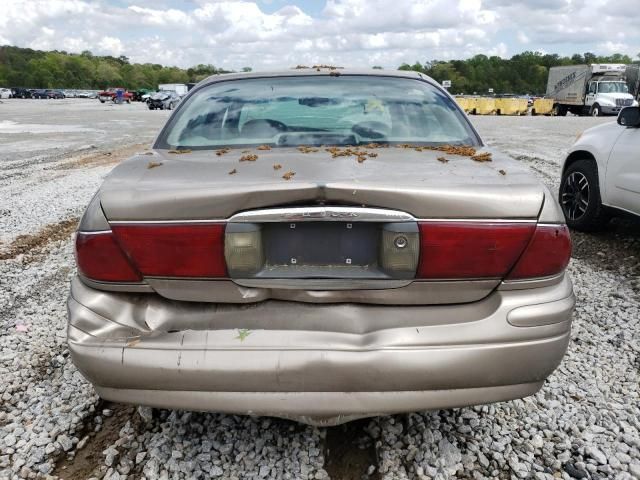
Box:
156, 75, 480, 149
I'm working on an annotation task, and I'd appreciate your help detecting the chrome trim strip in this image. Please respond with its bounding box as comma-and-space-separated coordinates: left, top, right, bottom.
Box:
108, 218, 542, 225
77, 230, 112, 235
108, 220, 226, 225
232, 278, 413, 290
228, 206, 416, 223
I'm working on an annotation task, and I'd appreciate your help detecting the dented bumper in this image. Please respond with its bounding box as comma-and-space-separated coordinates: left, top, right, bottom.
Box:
67, 276, 574, 425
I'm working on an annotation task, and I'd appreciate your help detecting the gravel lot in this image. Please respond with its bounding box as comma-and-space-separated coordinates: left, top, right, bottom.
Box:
0, 99, 638, 480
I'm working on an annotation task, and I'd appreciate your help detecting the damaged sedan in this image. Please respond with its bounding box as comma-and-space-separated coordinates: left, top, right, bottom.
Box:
68, 70, 575, 425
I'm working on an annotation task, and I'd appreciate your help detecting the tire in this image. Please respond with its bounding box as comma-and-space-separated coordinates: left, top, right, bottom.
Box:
99, 99, 105, 103
552, 104, 567, 116
590, 104, 602, 117
559, 159, 610, 231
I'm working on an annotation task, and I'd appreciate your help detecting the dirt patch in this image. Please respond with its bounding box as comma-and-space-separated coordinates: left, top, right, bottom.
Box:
324, 419, 380, 480
54, 402, 141, 480
53, 143, 150, 170
0, 217, 79, 261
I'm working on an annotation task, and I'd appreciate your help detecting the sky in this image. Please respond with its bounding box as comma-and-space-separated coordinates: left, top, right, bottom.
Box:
1, 0, 639, 70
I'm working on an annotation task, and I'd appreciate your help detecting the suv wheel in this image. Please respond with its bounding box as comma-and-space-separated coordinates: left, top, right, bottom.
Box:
559, 159, 609, 231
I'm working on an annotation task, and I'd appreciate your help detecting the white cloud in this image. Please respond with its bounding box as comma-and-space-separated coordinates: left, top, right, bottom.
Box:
0, 0, 638, 70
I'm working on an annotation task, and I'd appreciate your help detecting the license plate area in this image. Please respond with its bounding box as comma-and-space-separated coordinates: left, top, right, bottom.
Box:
259, 222, 381, 278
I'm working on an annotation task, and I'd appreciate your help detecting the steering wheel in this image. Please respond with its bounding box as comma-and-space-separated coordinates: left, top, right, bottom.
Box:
352, 121, 391, 139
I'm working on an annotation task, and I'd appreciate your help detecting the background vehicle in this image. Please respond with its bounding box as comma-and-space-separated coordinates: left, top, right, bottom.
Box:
69, 70, 574, 426
10, 87, 31, 98
0, 88, 11, 99
158, 83, 188, 97
626, 64, 640, 103
47, 89, 65, 99
148, 90, 180, 110
31, 89, 48, 99
98, 87, 133, 103
559, 106, 640, 230
547, 64, 638, 116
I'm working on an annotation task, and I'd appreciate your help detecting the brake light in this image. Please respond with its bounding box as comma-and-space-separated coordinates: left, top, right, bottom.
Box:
111, 224, 227, 278
76, 232, 142, 282
417, 222, 535, 279
507, 224, 571, 280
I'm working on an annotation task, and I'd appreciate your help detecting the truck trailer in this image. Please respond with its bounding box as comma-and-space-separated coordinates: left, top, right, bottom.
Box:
546, 64, 637, 116
626, 64, 640, 102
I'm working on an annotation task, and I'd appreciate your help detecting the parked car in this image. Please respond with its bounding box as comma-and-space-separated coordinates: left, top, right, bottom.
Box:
148, 90, 180, 110
32, 89, 48, 99
98, 87, 133, 103
10, 87, 32, 99
69, 70, 574, 426
0, 88, 11, 99
559, 106, 640, 230
47, 89, 65, 99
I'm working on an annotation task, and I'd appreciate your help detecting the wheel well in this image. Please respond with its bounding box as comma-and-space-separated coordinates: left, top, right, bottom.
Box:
563, 151, 596, 176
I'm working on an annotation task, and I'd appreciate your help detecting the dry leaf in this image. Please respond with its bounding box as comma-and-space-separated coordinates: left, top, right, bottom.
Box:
257, 145, 271, 150
368, 152, 378, 158
168, 149, 192, 154
499, 169, 507, 175
471, 152, 492, 162
216, 148, 230, 156
273, 164, 282, 170
240, 154, 258, 162
142, 151, 154, 156
356, 155, 367, 163
147, 161, 163, 169
229, 168, 237, 175
282, 171, 296, 180
437, 156, 449, 163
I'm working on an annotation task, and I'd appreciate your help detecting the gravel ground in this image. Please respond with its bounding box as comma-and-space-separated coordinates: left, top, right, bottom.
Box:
0, 100, 639, 480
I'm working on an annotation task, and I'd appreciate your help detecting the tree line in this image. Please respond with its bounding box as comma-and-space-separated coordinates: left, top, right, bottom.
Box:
0, 45, 236, 89
399, 51, 639, 95
1, 45, 638, 94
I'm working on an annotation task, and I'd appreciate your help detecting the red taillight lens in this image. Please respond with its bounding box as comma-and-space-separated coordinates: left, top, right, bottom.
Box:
76, 232, 142, 282
111, 224, 227, 278
417, 222, 536, 279
507, 224, 571, 280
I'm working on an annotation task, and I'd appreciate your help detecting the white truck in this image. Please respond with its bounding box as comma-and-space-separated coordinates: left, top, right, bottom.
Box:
546, 64, 638, 116
158, 83, 188, 97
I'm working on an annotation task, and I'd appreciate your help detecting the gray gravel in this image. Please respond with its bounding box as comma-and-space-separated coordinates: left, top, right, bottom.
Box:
0, 101, 639, 479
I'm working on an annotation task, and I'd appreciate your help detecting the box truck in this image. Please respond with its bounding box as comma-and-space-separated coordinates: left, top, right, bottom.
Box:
158, 83, 189, 97
546, 64, 637, 116
626, 64, 640, 102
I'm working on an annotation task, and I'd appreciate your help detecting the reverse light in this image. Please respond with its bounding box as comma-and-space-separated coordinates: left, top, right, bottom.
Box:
224, 224, 264, 276
379, 224, 420, 276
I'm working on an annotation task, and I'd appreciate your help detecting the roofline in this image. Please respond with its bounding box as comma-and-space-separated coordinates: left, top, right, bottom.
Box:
198, 68, 432, 87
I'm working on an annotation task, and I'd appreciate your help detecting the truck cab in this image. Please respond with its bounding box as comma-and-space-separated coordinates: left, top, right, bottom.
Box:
585, 79, 636, 116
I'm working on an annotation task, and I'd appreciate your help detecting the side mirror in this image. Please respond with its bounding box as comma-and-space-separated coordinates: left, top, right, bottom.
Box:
618, 107, 640, 127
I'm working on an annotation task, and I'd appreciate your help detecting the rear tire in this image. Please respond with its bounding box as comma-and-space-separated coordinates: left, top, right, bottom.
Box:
552, 104, 567, 116
559, 159, 610, 231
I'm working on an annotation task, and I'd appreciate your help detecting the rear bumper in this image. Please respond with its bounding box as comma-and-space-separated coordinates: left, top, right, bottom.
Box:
67, 275, 574, 425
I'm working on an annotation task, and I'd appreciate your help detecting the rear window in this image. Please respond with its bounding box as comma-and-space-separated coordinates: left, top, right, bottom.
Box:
157, 75, 480, 149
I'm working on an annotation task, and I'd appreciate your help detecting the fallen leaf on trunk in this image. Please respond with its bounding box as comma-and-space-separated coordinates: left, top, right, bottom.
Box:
147, 161, 163, 169
273, 164, 282, 170
282, 171, 296, 180
228, 168, 237, 175
240, 154, 258, 162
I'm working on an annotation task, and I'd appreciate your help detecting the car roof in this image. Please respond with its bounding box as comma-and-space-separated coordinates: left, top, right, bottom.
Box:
199, 68, 435, 88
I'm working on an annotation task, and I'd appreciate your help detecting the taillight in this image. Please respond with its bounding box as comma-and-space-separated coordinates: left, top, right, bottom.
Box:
76, 232, 142, 282
416, 222, 536, 279
111, 224, 226, 278
507, 224, 571, 280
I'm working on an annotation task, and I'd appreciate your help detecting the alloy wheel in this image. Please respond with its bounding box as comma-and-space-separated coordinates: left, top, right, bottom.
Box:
561, 171, 590, 220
